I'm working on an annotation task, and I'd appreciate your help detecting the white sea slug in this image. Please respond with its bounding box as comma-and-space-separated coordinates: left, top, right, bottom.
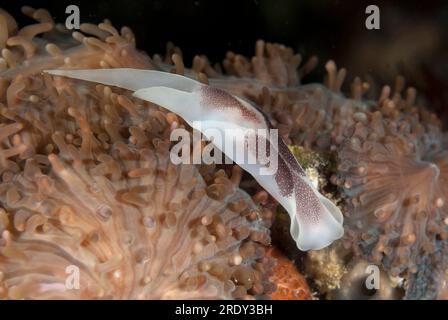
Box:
45, 68, 344, 251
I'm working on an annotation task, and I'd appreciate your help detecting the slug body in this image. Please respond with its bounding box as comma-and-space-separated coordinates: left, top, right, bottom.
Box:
45, 68, 344, 251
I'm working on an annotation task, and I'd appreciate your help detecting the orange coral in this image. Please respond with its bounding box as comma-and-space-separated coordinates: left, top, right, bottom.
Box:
268, 248, 312, 300
193, 39, 448, 296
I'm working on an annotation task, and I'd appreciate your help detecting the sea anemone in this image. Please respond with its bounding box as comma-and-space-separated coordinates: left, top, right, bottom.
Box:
328, 260, 403, 300
335, 79, 448, 279
0, 7, 274, 299
2, 3, 447, 300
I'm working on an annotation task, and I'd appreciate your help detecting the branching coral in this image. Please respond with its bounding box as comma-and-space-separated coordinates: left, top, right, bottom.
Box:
0, 7, 274, 299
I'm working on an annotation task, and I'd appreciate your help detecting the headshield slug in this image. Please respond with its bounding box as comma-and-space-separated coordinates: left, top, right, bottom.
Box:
45, 68, 344, 250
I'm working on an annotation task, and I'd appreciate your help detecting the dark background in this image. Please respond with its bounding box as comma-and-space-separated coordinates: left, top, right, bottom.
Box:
2, 0, 448, 114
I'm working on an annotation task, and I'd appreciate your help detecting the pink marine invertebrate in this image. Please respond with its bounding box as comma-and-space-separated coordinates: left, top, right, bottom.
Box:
0, 7, 275, 299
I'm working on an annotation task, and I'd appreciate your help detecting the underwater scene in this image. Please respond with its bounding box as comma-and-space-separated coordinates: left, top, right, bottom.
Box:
0, 0, 447, 304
